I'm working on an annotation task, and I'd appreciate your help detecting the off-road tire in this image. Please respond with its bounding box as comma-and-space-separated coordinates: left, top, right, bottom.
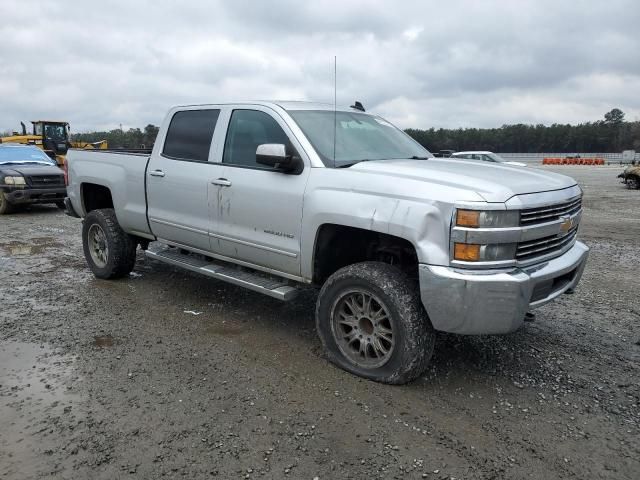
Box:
626, 175, 640, 190
0, 192, 14, 214
316, 261, 435, 384
82, 208, 137, 279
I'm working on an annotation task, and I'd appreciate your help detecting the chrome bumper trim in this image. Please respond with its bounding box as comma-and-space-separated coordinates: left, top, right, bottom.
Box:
419, 241, 589, 335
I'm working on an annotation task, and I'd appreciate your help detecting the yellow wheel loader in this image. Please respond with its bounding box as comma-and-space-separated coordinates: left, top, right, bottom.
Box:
0, 121, 107, 166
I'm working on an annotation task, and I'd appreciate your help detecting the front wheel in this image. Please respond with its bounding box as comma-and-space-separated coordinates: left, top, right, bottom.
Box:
316, 262, 435, 384
82, 208, 137, 279
626, 176, 640, 190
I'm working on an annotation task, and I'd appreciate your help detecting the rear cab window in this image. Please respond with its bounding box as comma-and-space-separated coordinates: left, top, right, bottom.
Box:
162, 109, 220, 162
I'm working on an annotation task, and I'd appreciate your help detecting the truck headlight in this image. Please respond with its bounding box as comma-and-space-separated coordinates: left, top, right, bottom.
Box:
454, 242, 517, 262
456, 209, 520, 228
3, 176, 26, 186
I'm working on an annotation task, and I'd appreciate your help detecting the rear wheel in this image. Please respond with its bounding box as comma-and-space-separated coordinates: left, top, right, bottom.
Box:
316, 262, 435, 384
626, 175, 640, 190
0, 192, 14, 214
82, 208, 137, 279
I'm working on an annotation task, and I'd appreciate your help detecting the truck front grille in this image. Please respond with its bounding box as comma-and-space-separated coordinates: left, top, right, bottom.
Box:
27, 175, 65, 188
516, 227, 578, 261
520, 197, 581, 226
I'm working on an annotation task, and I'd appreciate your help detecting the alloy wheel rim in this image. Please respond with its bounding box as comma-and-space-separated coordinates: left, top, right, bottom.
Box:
87, 224, 108, 268
330, 289, 395, 369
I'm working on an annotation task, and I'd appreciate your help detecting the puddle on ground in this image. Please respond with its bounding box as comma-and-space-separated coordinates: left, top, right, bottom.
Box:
0, 340, 79, 478
5, 244, 46, 255
0, 340, 77, 403
94, 335, 114, 347
0, 237, 63, 256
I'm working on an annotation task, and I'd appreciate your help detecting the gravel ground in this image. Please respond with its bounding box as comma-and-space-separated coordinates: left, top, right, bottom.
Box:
1, 165, 638, 479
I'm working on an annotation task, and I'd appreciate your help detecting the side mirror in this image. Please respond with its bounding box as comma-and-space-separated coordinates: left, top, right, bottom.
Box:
256, 144, 301, 172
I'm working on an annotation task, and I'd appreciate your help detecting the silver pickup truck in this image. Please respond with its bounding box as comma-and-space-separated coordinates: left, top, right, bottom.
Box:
65, 101, 589, 384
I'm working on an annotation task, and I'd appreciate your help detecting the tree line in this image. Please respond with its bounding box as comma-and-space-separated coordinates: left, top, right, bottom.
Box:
11, 108, 635, 154
71, 124, 160, 150
405, 109, 640, 153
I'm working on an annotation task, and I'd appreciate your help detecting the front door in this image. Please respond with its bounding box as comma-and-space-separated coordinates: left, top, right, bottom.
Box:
211, 108, 309, 276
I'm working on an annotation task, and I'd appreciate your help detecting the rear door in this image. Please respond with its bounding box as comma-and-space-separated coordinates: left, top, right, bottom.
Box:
210, 106, 310, 276
146, 108, 226, 251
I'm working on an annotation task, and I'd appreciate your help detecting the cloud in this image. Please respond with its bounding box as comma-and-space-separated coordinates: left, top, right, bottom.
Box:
1, 0, 639, 132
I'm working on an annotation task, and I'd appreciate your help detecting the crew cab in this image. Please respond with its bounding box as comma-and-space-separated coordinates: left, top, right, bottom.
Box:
0, 144, 66, 214
65, 101, 589, 384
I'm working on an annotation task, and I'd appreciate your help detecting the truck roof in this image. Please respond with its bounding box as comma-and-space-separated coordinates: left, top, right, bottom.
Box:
174, 100, 367, 113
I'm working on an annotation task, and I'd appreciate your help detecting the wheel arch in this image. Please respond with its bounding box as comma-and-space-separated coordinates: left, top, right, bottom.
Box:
310, 223, 419, 285
80, 182, 114, 214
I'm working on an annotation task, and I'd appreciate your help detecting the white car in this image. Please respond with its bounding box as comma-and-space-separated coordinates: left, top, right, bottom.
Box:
451, 151, 527, 167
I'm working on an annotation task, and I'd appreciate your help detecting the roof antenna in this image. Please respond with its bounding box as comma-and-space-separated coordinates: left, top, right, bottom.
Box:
333, 55, 337, 168
350, 101, 365, 112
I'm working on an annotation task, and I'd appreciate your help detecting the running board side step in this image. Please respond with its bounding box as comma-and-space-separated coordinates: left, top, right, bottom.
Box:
145, 247, 299, 301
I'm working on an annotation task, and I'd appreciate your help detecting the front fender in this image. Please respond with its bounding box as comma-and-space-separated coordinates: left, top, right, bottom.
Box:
300, 173, 459, 280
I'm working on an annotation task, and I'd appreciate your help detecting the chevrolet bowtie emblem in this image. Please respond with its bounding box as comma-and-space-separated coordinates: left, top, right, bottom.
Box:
559, 215, 573, 234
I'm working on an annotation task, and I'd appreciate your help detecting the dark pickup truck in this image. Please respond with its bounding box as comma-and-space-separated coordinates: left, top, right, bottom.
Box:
0, 144, 66, 214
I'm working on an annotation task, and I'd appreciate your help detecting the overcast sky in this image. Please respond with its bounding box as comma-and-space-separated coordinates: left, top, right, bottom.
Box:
1, 0, 639, 132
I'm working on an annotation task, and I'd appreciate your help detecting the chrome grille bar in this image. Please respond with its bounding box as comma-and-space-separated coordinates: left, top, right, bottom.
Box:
520, 197, 582, 225
516, 229, 578, 260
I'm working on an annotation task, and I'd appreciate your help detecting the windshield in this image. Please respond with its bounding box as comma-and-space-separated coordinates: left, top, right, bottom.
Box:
0, 146, 57, 165
288, 110, 432, 167
486, 153, 506, 163
43, 124, 67, 141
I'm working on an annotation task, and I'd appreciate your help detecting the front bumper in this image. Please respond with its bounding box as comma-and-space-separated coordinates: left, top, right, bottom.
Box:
419, 241, 589, 334
2, 187, 66, 205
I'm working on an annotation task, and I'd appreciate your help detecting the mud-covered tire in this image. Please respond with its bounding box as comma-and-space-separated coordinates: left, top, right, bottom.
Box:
0, 192, 15, 214
82, 208, 137, 279
316, 261, 435, 384
626, 176, 640, 190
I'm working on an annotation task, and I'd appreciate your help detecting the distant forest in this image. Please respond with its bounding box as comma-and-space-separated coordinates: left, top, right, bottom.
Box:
71, 124, 160, 150
406, 109, 640, 153
68, 108, 639, 153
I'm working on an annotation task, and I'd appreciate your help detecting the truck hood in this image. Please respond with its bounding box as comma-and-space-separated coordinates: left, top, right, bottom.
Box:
0, 163, 63, 177
350, 158, 577, 202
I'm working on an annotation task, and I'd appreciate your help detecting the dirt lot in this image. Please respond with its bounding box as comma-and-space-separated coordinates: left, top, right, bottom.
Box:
1, 165, 638, 479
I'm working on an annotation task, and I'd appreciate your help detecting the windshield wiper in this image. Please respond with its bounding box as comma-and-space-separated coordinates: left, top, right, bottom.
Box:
336, 159, 370, 168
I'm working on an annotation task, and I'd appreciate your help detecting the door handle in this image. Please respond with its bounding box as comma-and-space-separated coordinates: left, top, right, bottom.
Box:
149, 170, 165, 177
211, 178, 232, 187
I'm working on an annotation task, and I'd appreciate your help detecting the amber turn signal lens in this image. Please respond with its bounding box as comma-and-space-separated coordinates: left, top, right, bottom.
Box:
454, 243, 481, 261
456, 209, 480, 227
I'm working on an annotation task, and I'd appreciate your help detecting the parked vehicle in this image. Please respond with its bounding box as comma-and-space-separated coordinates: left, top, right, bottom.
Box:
451, 151, 527, 167
0, 144, 66, 214
65, 101, 589, 384
618, 165, 640, 189
434, 149, 456, 158
0, 120, 108, 166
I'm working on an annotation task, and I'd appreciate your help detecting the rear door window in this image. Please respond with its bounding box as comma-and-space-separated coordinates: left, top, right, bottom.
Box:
162, 109, 220, 161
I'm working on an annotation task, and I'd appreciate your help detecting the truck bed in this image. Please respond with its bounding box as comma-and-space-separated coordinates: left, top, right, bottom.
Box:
66, 149, 153, 238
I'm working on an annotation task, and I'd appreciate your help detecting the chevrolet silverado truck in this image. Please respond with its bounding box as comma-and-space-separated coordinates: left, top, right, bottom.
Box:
1, 143, 66, 214
65, 101, 589, 384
